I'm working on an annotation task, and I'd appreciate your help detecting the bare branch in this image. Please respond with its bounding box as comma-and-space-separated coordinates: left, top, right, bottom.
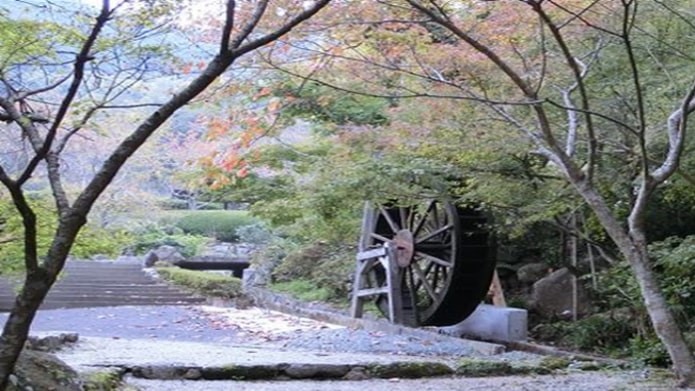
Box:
234, 0, 331, 57
652, 81, 695, 182
230, 0, 268, 49
531, 1, 597, 181
16, 2, 114, 186
220, 0, 236, 52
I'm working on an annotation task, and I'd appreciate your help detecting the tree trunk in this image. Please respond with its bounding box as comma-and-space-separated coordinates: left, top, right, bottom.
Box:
577, 184, 695, 386
0, 270, 55, 389
622, 238, 695, 387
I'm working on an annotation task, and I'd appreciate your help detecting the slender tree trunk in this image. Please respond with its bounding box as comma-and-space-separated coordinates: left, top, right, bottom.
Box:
577, 184, 695, 386
0, 269, 57, 389
623, 237, 695, 387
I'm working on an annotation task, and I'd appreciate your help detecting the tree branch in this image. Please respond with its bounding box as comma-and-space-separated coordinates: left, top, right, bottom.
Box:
233, 0, 331, 57
220, 0, 236, 52
16, 1, 113, 186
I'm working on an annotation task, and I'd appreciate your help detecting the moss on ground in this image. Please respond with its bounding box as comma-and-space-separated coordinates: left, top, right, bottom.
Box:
456, 359, 515, 377
201, 364, 281, 380
367, 362, 453, 378
538, 356, 571, 370
82, 368, 125, 390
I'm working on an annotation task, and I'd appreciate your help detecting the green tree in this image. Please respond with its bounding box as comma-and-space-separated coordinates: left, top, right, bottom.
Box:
0, 0, 330, 386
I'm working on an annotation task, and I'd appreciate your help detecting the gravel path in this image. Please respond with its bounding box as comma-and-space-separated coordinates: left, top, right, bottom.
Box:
2, 304, 515, 358
4, 304, 690, 390
0, 305, 245, 343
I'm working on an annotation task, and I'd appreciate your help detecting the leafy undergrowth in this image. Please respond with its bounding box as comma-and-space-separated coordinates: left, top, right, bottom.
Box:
156, 266, 242, 299
270, 279, 334, 303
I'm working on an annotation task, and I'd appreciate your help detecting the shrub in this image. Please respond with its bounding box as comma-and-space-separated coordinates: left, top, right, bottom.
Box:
156, 266, 242, 299
532, 312, 635, 354
174, 210, 258, 242
125, 224, 208, 258
272, 280, 332, 302
270, 241, 355, 302
236, 222, 273, 245
0, 195, 132, 271
533, 235, 695, 364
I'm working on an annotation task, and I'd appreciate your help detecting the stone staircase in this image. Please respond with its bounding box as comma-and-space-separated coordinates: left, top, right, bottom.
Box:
0, 260, 206, 311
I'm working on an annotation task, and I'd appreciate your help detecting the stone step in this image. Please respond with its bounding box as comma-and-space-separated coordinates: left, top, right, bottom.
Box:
41, 294, 204, 301
0, 288, 199, 298
53, 280, 163, 285
0, 260, 206, 311
48, 285, 182, 292
37, 298, 205, 310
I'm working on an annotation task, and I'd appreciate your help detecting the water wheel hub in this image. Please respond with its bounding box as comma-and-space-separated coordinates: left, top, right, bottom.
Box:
392, 229, 414, 267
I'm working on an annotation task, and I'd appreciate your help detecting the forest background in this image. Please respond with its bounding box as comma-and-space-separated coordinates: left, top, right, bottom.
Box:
1, 0, 694, 387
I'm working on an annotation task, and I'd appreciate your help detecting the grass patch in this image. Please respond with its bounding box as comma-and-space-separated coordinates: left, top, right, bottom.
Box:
271, 280, 332, 302
156, 266, 242, 299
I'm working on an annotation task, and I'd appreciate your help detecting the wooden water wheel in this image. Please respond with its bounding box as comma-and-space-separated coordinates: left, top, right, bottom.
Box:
353, 200, 495, 326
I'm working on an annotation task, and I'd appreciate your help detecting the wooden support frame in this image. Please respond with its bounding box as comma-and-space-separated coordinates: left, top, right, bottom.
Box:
350, 243, 404, 324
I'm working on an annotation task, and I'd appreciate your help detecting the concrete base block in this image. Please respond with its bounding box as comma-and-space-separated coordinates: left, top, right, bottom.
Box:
438, 304, 527, 342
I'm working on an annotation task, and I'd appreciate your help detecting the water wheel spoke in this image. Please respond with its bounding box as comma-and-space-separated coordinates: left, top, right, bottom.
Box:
399, 207, 409, 231
415, 250, 452, 267
416, 224, 453, 244
378, 206, 400, 233
369, 232, 392, 243
412, 200, 435, 236
431, 264, 440, 292
411, 263, 438, 303
405, 267, 419, 322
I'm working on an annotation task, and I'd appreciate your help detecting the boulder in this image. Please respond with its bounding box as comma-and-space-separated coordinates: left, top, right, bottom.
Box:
517, 262, 549, 284
9, 350, 81, 391
144, 245, 185, 267
530, 268, 590, 318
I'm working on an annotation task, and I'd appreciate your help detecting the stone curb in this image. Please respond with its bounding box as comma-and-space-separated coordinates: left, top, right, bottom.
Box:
244, 287, 505, 356
125, 361, 455, 381
102, 356, 613, 382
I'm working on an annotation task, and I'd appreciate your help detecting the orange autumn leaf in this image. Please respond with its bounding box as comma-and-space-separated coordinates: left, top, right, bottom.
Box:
236, 165, 249, 178
267, 98, 282, 113
220, 154, 242, 172
253, 87, 272, 100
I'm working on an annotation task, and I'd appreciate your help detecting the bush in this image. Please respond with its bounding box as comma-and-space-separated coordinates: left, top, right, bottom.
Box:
156, 266, 242, 299
0, 195, 132, 271
125, 224, 208, 258
532, 312, 635, 354
174, 210, 258, 242
236, 222, 273, 245
272, 280, 332, 302
271, 241, 355, 302
535, 235, 695, 364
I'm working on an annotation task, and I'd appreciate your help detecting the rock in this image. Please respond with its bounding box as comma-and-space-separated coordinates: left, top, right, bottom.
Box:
530, 268, 590, 318
455, 359, 514, 377
367, 362, 453, 378
9, 349, 82, 391
284, 364, 350, 379
183, 368, 202, 379
144, 245, 185, 267
343, 366, 369, 380
25, 333, 79, 352
143, 251, 158, 268
517, 262, 549, 284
